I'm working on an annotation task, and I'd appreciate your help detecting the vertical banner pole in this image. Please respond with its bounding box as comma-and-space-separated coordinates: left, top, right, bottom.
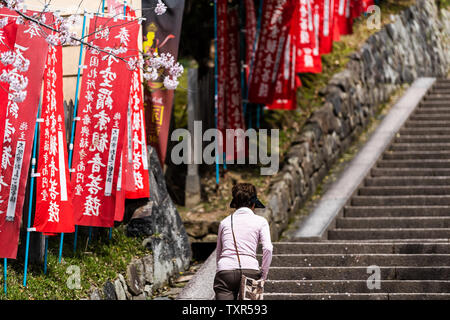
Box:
3, 258, 6, 295
256, 104, 261, 129
43, 236, 49, 274
23, 104, 41, 286
88, 227, 93, 244
68, 12, 88, 255
213, 0, 220, 185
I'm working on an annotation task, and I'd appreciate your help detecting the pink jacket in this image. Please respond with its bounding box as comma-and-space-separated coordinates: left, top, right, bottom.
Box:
216, 207, 273, 280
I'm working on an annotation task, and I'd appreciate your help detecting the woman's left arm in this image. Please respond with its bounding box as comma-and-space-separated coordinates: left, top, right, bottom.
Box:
216, 222, 223, 267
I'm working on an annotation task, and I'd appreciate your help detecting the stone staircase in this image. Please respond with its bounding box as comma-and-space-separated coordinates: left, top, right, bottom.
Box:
263, 79, 450, 300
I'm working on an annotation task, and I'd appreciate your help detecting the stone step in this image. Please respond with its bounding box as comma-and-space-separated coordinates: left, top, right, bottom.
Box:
399, 127, 450, 135
265, 254, 450, 267
383, 151, 450, 160
404, 120, 450, 128
371, 168, 450, 177
409, 114, 450, 121
264, 280, 450, 294
328, 228, 450, 240
272, 242, 450, 254
424, 94, 450, 101
351, 195, 450, 206
335, 217, 450, 229
263, 293, 450, 300
394, 135, 450, 143
377, 159, 450, 168
359, 186, 450, 196
419, 100, 450, 107
389, 142, 450, 151
267, 266, 450, 280
365, 176, 450, 186
414, 108, 450, 114
344, 205, 450, 217
430, 89, 450, 95
433, 82, 450, 88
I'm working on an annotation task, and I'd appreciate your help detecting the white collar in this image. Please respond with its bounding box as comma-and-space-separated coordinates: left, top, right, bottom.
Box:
234, 207, 254, 215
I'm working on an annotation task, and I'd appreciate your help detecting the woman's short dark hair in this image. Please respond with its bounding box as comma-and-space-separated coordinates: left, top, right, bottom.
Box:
231, 183, 257, 208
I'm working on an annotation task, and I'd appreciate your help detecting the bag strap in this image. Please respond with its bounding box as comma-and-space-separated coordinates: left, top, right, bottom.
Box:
230, 213, 242, 270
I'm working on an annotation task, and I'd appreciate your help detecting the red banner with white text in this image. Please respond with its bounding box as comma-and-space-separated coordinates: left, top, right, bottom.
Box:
0, 20, 48, 259
268, 1, 301, 110
70, 17, 139, 228
124, 66, 150, 199
335, 0, 353, 35
244, 0, 257, 82
216, 0, 228, 151
33, 38, 75, 234
296, 0, 322, 74
248, 0, 295, 105
225, 8, 246, 161
319, 0, 335, 54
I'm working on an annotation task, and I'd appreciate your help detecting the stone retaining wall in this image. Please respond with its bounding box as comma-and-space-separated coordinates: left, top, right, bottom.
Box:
261, 0, 450, 241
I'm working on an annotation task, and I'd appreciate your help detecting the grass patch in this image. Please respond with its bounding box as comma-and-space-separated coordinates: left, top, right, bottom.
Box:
1, 226, 148, 300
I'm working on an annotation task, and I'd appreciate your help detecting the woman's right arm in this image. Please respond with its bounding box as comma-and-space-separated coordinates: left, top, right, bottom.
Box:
259, 220, 273, 280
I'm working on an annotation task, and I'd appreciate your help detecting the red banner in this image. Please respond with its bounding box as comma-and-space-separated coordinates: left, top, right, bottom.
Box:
244, 0, 257, 81
268, 2, 301, 111
319, 0, 335, 54
70, 17, 139, 228
0, 13, 18, 157
362, 0, 374, 12
0, 20, 49, 259
296, 0, 322, 74
248, 0, 296, 105
216, 0, 228, 149
225, 8, 246, 161
33, 37, 74, 234
124, 67, 150, 199
335, 0, 353, 35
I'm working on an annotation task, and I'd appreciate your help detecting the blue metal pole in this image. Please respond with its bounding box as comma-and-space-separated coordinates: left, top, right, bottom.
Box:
256, 104, 261, 129
43, 236, 49, 274
68, 12, 88, 255
3, 258, 6, 295
23, 103, 41, 286
88, 227, 93, 244
213, 0, 220, 185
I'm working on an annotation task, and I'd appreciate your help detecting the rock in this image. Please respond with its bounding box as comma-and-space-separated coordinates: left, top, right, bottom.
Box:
126, 146, 191, 290
133, 293, 147, 300
118, 274, 132, 300
103, 281, 117, 300
183, 220, 209, 238
202, 234, 218, 242
176, 275, 194, 283
89, 288, 102, 300
126, 258, 146, 296
114, 279, 127, 300
142, 255, 154, 284
144, 284, 153, 295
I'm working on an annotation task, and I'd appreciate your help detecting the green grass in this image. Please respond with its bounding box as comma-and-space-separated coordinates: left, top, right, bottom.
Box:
1, 225, 148, 300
